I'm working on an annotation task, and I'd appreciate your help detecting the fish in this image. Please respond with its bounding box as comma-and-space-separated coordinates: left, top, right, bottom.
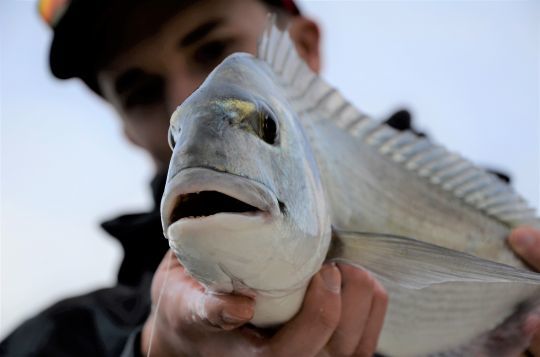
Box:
160, 19, 540, 356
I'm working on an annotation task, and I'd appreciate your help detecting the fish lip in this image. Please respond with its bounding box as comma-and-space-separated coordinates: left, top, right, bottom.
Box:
161, 167, 280, 231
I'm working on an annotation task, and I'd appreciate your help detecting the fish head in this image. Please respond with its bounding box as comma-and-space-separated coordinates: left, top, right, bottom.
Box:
161, 52, 331, 296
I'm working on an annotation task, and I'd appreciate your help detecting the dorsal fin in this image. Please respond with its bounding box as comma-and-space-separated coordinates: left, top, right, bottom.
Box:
256, 18, 539, 228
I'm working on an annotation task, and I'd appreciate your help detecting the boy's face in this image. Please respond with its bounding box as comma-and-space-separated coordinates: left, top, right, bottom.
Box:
98, 0, 283, 171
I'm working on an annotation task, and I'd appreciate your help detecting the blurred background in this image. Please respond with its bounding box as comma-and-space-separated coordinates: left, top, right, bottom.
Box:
1, 0, 539, 338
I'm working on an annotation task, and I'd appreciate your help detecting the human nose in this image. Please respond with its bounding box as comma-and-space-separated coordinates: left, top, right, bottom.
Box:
165, 72, 204, 117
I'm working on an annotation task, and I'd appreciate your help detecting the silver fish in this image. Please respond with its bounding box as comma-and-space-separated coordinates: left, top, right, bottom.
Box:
161, 20, 540, 356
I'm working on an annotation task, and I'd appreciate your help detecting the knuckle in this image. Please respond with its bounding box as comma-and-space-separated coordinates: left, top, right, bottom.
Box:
340, 265, 374, 288
373, 282, 389, 304
359, 272, 376, 290
317, 306, 340, 330
201, 301, 223, 327
185, 295, 219, 329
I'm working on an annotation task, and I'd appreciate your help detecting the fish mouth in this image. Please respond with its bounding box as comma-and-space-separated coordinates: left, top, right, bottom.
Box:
170, 191, 261, 222
161, 167, 281, 230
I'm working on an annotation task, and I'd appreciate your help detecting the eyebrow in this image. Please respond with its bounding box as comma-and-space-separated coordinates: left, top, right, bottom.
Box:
114, 68, 147, 95
113, 18, 225, 95
179, 18, 224, 48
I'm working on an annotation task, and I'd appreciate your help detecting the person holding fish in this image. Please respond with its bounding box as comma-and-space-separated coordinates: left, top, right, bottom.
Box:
1, 0, 540, 356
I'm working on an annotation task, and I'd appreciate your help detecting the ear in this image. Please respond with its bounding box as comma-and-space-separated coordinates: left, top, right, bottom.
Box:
288, 17, 321, 73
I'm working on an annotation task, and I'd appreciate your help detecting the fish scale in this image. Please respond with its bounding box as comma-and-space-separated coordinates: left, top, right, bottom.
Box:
308, 117, 536, 354
260, 19, 540, 355
161, 18, 540, 356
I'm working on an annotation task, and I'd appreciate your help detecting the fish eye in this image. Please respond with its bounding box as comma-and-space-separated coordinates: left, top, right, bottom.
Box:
168, 128, 176, 150
261, 112, 278, 145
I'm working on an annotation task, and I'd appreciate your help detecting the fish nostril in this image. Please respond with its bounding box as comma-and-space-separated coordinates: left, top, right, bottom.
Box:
168, 128, 176, 150
278, 201, 287, 215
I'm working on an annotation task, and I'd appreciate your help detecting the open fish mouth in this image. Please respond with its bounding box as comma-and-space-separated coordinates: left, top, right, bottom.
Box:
161, 167, 281, 229
170, 191, 262, 222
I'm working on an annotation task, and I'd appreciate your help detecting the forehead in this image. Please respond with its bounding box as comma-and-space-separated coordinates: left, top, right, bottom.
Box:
99, 0, 269, 71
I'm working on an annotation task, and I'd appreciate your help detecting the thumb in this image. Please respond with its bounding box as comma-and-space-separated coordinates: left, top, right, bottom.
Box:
153, 251, 255, 332
190, 291, 255, 331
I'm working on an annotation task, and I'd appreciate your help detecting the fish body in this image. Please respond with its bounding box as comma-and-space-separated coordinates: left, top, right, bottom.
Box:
161, 21, 540, 356
161, 56, 332, 325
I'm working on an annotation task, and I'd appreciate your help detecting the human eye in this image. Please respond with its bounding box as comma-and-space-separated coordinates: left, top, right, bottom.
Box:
192, 39, 233, 68
123, 75, 164, 110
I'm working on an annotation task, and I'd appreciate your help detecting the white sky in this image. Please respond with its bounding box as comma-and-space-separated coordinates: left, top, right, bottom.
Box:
1, 0, 539, 339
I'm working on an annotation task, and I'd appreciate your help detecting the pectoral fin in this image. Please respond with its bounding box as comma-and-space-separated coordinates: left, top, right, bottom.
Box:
328, 230, 540, 289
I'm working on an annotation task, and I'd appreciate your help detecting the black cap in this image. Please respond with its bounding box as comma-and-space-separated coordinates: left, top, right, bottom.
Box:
41, 0, 301, 95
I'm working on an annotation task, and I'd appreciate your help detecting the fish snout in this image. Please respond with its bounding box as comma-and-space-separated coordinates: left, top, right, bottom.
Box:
161, 168, 281, 232
169, 112, 230, 164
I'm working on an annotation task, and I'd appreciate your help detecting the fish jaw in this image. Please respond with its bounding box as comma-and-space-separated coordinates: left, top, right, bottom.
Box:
161, 166, 281, 231
161, 166, 329, 325
161, 166, 291, 289
160, 52, 333, 326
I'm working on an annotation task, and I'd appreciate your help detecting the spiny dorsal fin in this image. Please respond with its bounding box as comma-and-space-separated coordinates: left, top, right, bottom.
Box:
256, 18, 539, 228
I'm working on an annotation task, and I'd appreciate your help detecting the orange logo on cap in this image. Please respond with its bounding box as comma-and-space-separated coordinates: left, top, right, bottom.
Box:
38, 0, 70, 27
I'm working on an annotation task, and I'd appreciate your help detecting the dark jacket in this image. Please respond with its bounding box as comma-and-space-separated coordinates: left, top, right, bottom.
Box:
0, 175, 169, 357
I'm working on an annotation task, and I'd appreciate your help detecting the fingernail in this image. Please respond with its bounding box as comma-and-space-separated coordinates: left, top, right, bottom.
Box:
221, 306, 252, 324
511, 234, 534, 252
321, 263, 341, 294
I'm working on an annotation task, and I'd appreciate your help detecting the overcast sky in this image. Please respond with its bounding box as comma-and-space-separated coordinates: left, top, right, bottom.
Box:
1, 0, 539, 338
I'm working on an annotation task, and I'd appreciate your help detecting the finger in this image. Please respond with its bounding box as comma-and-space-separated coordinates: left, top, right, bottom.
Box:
266, 263, 342, 357
196, 292, 255, 331
326, 264, 375, 355
508, 227, 540, 271
155, 252, 255, 333
172, 276, 255, 332
524, 315, 540, 357
355, 278, 388, 357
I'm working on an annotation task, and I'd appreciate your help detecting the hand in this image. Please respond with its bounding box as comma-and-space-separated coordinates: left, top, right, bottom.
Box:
141, 251, 388, 356
508, 227, 540, 356
324, 263, 388, 357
